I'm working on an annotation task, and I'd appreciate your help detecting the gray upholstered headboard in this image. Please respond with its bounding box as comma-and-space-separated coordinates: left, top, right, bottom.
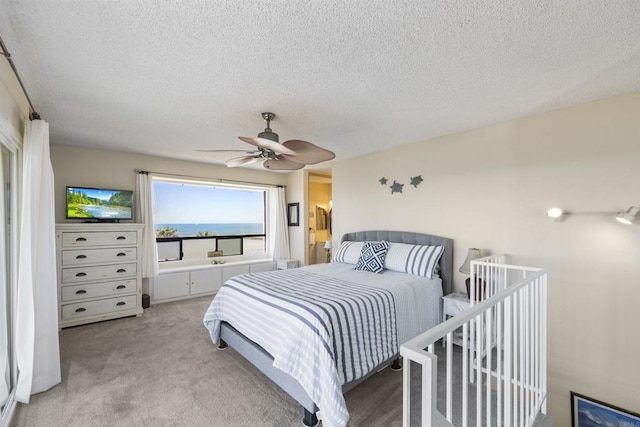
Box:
341, 230, 454, 295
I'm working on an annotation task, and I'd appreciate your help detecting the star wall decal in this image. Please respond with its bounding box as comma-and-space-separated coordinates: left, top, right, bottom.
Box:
379, 177, 388, 185
410, 175, 424, 188
390, 181, 404, 194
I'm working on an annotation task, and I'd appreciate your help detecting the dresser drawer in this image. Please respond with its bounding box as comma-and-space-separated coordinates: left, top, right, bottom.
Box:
61, 295, 137, 320
62, 262, 137, 284
62, 247, 137, 266
61, 279, 138, 302
61, 231, 138, 248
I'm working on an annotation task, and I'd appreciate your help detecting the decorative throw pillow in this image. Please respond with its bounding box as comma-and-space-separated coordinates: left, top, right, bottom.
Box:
355, 240, 390, 274
384, 242, 444, 279
332, 241, 365, 264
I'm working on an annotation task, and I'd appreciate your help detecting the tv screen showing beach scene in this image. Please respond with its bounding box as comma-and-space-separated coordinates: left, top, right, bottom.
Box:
66, 186, 133, 220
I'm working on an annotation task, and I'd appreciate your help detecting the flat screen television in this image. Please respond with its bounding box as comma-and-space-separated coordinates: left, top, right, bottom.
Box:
66, 186, 133, 221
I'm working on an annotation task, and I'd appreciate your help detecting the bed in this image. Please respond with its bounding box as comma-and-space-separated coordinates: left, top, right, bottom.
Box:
203, 230, 453, 427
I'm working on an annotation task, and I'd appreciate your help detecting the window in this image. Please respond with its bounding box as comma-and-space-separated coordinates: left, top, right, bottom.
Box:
153, 178, 267, 262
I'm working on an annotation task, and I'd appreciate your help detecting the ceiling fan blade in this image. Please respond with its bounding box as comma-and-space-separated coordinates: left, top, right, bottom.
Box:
282, 140, 335, 165
226, 155, 262, 167
263, 158, 305, 171
239, 136, 298, 156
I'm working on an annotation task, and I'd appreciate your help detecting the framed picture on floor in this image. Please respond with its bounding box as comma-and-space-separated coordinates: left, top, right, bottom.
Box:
571, 391, 640, 427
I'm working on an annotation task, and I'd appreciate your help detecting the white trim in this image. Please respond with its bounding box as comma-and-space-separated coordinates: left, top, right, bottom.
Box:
0, 116, 20, 427
0, 116, 21, 151
152, 173, 277, 191
0, 389, 17, 427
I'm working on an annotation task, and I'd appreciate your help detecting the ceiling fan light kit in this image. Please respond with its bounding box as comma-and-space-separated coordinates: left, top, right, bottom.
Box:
210, 112, 335, 171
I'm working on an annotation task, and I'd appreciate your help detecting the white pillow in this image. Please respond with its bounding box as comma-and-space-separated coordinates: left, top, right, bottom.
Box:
332, 241, 364, 264
384, 242, 444, 279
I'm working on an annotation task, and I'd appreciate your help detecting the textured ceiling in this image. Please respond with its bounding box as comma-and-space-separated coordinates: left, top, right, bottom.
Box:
1, 1, 640, 171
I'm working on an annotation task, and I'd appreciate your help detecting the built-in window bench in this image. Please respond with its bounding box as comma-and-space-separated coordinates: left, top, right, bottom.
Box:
151, 259, 276, 304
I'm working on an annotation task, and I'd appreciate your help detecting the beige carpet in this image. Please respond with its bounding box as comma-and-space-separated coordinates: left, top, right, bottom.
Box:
11, 296, 411, 427
11, 296, 552, 427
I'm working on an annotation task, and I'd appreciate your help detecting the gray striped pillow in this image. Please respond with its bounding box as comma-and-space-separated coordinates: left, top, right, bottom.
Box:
384, 243, 444, 279
332, 241, 365, 264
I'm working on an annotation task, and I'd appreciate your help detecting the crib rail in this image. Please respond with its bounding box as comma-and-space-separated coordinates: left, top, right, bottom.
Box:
400, 255, 547, 426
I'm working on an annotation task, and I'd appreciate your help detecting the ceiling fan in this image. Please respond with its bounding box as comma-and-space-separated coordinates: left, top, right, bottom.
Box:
201, 112, 335, 170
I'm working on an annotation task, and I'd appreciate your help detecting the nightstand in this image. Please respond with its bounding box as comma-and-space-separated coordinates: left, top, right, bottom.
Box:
276, 259, 299, 270
442, 292, 471, 347
443, 292, 471, 320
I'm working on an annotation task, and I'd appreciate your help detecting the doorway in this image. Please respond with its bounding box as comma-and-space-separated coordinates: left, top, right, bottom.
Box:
307, 173, 332, 265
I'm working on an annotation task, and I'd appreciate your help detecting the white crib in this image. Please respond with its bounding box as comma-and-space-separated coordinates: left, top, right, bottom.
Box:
400, 255, 548, 426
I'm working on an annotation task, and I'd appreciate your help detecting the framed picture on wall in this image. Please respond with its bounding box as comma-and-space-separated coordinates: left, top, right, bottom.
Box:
287, 202, 299, 227
571, 391, 640, 427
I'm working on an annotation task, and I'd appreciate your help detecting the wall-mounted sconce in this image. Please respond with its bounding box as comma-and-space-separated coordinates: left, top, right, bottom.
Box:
546, 208, 565, 221
546, 206, 638, 225
616, 206, 639, 225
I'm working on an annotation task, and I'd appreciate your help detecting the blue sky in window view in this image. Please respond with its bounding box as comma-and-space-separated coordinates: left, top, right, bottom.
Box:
153, 182, 264, 224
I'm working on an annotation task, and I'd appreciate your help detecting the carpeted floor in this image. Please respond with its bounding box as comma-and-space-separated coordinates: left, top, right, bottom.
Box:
11, 297, 410, 426
11, 296, 552, 426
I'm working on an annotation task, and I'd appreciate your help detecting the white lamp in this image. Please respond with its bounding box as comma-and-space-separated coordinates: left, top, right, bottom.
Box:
459, 248, 482, 300
459, 248, 481, 275
616, 206, 639, 225
324, 240, 332, 262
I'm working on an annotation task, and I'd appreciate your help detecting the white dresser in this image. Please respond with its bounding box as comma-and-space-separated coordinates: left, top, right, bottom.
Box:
56, 223, 144, 328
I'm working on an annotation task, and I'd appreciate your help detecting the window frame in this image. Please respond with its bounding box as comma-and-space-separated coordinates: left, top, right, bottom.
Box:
152, 176, 268, 262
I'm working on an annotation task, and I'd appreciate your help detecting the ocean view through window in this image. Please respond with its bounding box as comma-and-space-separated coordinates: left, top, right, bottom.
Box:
153, 178, 266, 261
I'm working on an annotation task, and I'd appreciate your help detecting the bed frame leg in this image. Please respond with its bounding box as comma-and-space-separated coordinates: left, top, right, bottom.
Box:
217, 339, 228, 350
391, 357, 402, 371
302, 408, 318, 427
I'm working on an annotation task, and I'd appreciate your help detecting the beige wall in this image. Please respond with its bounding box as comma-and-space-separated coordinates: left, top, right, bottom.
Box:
285, 170, 308, 266
332, 92, 640, 426
50, 144, 288, 223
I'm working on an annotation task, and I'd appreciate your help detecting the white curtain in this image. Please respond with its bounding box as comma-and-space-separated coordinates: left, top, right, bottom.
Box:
136, 172, 159, 278
268, 186, 290, 259
15, 120, 60, 403
0, 147, 9, 408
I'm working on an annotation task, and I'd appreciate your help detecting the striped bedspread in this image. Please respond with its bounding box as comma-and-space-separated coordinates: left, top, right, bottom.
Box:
203, 268, 398, 427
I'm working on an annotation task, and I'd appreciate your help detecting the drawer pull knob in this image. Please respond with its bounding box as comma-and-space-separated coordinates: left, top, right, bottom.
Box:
75, 272, 87, 277
116, 269, 126, 273
75, 308, 86, 313
116, 285, 126, 289
116, 236, 126, 240
116, 301, 126, 306
116, 252, 126, 257
75, 254, 87, 259
75, 290, 87, 295
75, 237, 87, 242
